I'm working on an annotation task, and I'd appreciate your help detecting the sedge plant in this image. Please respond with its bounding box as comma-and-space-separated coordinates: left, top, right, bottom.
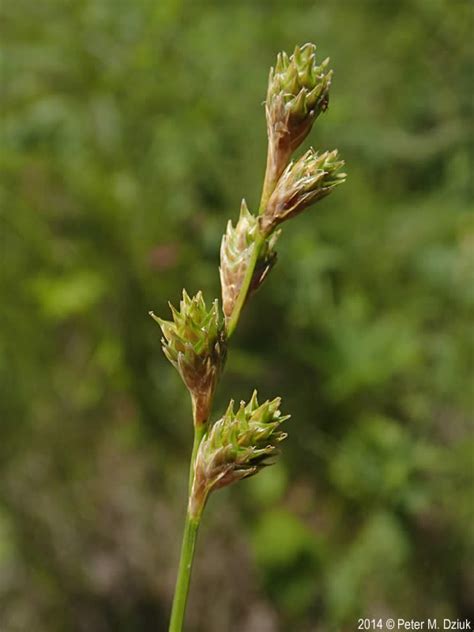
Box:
150, 43, 346, 631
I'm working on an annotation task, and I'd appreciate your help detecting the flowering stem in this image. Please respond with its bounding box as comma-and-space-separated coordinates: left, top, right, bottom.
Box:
168, 511, 201, 632
260, 150, 278, 214
169, 423, 206, 632
188, 423, 206, 492
226, 151, 280, 339
260, 141, 290, 214
161, 42, 344, 632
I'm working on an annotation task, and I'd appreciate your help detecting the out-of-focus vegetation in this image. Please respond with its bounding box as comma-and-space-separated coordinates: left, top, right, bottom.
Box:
0, 1, 472, 630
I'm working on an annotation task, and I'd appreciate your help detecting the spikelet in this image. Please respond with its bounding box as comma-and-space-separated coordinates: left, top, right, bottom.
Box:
265, 43, 334, 186
150, 291, 226, 425
261, 148, 346, 234
190, 391, 289, 516
220, 200, 280, 323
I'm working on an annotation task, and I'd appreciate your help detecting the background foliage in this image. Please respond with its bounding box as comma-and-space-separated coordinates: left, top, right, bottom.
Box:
1, 1, 472, 630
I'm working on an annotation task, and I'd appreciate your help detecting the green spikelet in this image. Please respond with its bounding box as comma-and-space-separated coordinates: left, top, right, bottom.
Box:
265, 43, 334, 187
150, 291, 226, 426
190, 391, 289, 517
261, 148, 346, 234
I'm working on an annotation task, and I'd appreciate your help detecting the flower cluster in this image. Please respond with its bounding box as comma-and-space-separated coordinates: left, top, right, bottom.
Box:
220, 199, 280, 323
190, 391, 289, 517
150, 290, 226, 426
261, 148, 346, 234
152, 41, 345, 520
265, 43, 333, 185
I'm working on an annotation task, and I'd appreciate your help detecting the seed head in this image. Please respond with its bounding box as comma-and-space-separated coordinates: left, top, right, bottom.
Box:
150, 291, 226, 425
190, 391, 289, 516
261, 148, 346, 234
265, 43, 333, 185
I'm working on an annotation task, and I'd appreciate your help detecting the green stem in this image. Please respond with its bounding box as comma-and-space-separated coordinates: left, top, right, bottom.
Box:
226, 145, 281, 339
188, 423, 206, 492
259, 137, 291, 215
168, 511, 201, 632
170, 421, 206, 632
226, 232, 265, 338
259, 145, 276, 215
226, 134, 288, 340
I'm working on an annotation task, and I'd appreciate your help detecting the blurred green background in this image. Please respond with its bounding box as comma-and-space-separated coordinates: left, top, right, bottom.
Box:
1, 1, 473, 630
